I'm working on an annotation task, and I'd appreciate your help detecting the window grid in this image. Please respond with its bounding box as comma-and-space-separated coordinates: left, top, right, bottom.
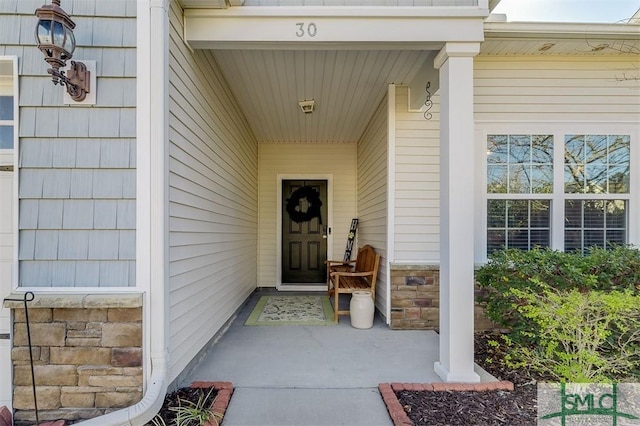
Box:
0, 95, 14, 150
487, 199, 551, 255
487, 134, 553, 194
564, 135, 630, 195
486, 133, 631, 256
564, 199, 627, 254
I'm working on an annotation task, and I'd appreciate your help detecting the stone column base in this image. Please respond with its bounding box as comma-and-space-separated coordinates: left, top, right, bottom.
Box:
4, 293, 143, 424
389, 264, 497, 331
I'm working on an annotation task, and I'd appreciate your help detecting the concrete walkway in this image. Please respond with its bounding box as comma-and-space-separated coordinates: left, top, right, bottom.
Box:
179, 289, 460, 426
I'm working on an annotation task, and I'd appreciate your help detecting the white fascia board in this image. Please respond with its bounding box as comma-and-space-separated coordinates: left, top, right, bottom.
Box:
178, 0, 227, 8
484, 21, 640, 41
185, 6, 490, 17
185, 8, 486, 49
179, 0, 246, 6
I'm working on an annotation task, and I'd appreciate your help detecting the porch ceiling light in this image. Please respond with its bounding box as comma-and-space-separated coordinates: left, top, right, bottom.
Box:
298, 99, 316, 114
35, 0, 90, 102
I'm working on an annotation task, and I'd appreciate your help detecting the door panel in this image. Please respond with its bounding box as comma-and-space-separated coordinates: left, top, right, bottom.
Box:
282, 180, 328, 283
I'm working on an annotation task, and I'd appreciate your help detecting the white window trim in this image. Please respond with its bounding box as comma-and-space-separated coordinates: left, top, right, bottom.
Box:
0, 56, 19, 289
476, 122, 640, 263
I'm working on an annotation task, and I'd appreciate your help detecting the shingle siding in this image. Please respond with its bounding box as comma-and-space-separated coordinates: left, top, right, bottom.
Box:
58, 231, 90, 260
94, 200, 118, 229
52, 140, 77, 167
2, 0, 137, 287
69, 170, 94, 198
38, 200, 64, 229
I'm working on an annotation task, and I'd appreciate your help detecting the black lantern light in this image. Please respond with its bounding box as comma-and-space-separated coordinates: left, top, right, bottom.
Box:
35, 0, 90, 102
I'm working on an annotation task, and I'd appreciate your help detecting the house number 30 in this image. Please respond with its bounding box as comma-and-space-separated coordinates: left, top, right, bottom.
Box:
295, 22, 317, 38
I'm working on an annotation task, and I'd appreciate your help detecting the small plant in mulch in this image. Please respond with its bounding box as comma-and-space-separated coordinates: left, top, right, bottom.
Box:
150, 387, 223, 426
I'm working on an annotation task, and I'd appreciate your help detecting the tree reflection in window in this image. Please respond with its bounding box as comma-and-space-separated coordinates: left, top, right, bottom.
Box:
487, 133, 631, 255
487, 134, 553, 194
564, 135, 630, 194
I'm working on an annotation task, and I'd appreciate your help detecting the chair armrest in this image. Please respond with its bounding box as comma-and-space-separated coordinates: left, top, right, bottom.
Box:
325, 259, 356, 265
330, 271, 374, 278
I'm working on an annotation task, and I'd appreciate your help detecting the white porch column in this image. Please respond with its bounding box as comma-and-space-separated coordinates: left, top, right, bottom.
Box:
433, 42, 481, 383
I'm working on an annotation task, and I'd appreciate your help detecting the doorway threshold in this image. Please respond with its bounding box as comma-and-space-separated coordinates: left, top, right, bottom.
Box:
278, 284, 326, 292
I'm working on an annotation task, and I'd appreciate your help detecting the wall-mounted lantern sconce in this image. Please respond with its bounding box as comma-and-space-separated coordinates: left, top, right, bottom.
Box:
35, 0, 90, 102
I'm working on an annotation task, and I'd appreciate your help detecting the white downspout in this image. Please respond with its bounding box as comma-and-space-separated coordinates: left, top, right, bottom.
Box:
77, 0, 170, 424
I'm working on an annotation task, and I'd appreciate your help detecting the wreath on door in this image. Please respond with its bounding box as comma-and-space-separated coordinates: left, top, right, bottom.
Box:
286, 186, 323, 224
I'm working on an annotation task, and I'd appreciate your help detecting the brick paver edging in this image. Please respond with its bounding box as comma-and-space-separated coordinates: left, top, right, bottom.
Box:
1, 383, 234, 426
379, 381, 514, 426
190, 381, 234, 425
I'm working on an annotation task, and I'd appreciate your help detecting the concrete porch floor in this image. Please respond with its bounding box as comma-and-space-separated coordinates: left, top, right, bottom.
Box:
179, 289, 493, 426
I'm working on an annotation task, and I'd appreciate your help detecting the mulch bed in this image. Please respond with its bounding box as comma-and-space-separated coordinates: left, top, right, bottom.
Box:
147, 381, 233, 426
151, 387, 218, 425
390, 332, 540, 426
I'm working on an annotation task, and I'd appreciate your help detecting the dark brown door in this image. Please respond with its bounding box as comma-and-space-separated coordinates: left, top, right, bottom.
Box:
282, 180, 328, 283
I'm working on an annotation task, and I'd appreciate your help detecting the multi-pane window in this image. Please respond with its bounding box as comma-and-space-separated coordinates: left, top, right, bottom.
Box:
564, 135, 630, 194
563, 135, 630, 253
0, 61, 14, 150
486, 135, 553, 254
487, 134, 553, 194
487, 200, 550, 253
564, 200, 626, 252
486, 133, 631, 255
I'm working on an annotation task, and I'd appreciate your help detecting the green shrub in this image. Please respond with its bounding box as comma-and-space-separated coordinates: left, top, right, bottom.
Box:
476, 246, 640, 382
476, 246, 640, 339
506, 284, 640, 382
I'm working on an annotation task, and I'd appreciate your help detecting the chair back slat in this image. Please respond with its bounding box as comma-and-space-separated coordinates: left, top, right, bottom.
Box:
355, 245, 375, 273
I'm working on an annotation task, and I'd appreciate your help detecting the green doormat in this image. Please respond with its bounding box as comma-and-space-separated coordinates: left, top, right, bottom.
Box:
244, 295, 336, 326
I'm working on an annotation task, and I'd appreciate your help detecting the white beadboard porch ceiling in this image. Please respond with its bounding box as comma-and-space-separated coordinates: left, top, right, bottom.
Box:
211, 49, 430, 143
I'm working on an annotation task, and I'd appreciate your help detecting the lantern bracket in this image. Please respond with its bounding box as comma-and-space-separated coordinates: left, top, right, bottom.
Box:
48, 60, 90, 102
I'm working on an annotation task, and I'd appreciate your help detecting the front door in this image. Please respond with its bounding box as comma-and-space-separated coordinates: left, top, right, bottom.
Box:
0, 166, 13, 409
282, 180, 328, 284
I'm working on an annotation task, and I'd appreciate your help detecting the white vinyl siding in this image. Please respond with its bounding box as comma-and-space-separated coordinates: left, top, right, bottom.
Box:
357, 93, 388, 319
168, 2, 258, 383
474, 56, 640, 123
393, 86, 441, 262
0, 1, 137, 287
258, 142, 356, 287
475, 56, 640, 260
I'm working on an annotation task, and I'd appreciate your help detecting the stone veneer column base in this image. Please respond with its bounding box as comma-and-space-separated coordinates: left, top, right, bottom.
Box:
3, 293, 143, 425
389, 264, 497, 331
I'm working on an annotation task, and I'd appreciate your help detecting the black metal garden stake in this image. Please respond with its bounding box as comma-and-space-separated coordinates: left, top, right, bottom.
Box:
3, 292, 38, 425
